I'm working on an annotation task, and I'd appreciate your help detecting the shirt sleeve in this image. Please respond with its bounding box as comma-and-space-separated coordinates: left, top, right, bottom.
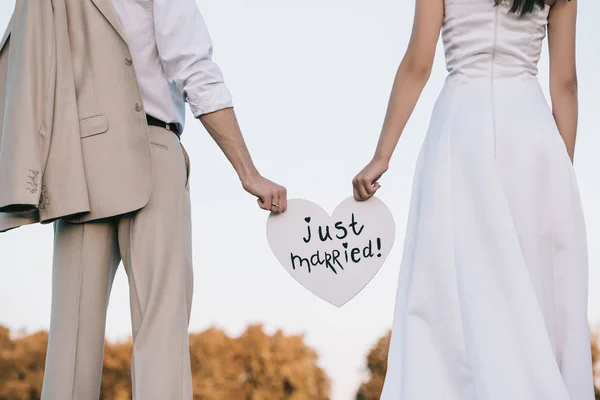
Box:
153, 0, 233, 117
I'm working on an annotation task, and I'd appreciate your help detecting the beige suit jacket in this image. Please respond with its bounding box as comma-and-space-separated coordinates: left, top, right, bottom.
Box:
0, 0, 153, 232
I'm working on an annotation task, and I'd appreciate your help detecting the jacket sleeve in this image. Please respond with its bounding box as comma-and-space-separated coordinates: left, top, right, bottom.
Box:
0, 0, 55, 213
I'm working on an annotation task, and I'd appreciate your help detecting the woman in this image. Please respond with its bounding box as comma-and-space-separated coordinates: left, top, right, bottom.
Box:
353, 0, 593, 398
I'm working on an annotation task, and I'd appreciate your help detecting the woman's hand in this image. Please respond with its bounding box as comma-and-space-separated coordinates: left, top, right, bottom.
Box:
350, 0, 442, 202
352, 158, 389, 201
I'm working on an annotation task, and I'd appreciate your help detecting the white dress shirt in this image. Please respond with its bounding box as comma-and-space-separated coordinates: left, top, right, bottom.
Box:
112, 0, 233, 133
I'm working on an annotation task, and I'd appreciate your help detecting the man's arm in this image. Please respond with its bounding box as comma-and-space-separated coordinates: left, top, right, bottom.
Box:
199, 108, 287, 213
152, 0, 287, 212
152, 0, 232, 116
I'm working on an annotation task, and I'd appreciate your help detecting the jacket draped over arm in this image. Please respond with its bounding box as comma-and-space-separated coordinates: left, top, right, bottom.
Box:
0, 0, 90, 232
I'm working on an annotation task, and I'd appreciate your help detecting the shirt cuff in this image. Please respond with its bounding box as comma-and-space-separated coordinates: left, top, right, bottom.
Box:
186, 84, 234, 117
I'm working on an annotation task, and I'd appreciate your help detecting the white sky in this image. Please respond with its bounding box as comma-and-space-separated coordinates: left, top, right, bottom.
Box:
0, 1, 599, 399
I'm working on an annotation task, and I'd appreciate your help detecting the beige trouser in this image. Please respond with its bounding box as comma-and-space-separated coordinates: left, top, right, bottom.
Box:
41, 126, 194, 400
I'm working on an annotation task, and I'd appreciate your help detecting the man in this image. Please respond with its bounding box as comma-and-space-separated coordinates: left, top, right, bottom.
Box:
0, 0, 286, 398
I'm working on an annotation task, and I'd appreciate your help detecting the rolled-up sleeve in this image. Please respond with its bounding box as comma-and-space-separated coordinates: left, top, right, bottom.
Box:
153, 0, 233, 117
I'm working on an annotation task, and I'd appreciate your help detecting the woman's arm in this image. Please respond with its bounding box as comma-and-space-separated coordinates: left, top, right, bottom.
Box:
547, 0, 578, 162
353, 0, 444, 200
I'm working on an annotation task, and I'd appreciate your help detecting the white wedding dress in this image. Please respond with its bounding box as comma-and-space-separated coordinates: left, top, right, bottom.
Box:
381, 1, 594, 399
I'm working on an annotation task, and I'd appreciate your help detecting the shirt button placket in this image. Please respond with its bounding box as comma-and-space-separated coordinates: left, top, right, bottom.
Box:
135, 103, 143, 112
125, 57, 133, 66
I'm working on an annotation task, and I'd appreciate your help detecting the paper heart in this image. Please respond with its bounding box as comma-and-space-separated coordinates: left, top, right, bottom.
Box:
266, 197, 395, 307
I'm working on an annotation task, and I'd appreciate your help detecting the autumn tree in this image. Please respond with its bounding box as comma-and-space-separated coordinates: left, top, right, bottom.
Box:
591, 327, 600, 400
357, 328, 600, 399
355, 331, 390, 400
99, 339, 133, 400
189, 324, 330, 400
0, 326, 46, 400
0, 324, 330, 400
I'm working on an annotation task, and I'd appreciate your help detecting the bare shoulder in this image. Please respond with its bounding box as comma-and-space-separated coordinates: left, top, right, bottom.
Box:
546, 0, 577, 85
403, 0, 445, 68
548, 0, 577, 19
547, 0, 576, 34
409, 0, 445, 46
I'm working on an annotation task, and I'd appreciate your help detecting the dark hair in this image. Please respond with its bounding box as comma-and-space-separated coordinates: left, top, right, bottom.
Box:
494, 0, 546, 15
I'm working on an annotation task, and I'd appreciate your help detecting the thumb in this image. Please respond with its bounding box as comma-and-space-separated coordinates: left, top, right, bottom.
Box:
365, 181, 381, 195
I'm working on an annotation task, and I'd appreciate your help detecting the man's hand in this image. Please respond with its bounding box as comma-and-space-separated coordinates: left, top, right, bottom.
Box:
242, 173, 287, 213
198, 109, 287, 213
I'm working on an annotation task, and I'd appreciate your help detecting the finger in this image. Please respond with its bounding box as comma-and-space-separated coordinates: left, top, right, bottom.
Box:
352, 177, 361, 198
365, 182, 377, 195
353, 185, 364, 201
280, 188, 288, 212
353, 182, 361, 201
259, 194, 272, 211
357, 180, 370, 200
270, 192, 280, 213
366, 181, 382, 195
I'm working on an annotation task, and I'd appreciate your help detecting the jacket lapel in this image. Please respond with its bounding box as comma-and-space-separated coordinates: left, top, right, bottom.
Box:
0, 15, 13, 51
89, 0, 127, 44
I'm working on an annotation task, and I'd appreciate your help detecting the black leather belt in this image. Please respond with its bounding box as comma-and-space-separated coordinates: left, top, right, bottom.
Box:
146, 114, 181, 137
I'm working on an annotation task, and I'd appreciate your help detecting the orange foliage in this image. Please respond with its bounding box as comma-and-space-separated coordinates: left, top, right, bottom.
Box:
189, 325, 329, 400
591, 327, 600, 400
0, 326, 46, 400
0, 325, 329, 400
355, 331, 390, 400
